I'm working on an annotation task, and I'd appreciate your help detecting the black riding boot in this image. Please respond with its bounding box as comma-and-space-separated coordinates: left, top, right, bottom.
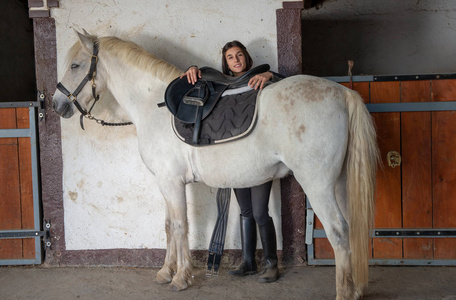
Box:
228, 215, 258, 276
258, 217, 279, 283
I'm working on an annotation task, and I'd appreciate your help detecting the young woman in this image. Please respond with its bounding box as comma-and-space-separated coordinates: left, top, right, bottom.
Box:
180, 41, 280, 283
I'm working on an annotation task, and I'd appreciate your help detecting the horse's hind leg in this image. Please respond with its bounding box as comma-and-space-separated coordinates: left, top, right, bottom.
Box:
155, 183, 193, 291
335, 167, 348, 222
304, 185, 357, 300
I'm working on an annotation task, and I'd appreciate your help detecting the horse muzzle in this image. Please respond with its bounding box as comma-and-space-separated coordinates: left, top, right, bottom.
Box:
52, 93, 75, 119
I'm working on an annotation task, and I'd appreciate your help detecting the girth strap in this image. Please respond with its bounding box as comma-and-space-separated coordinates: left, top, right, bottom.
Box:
190, 81, 209, 144
206, 188, 231, 278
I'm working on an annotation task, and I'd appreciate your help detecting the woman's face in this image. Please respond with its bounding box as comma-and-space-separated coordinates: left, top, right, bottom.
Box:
225, 46, 247, 76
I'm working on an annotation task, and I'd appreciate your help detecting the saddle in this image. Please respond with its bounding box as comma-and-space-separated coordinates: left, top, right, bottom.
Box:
164, 64, 270, 146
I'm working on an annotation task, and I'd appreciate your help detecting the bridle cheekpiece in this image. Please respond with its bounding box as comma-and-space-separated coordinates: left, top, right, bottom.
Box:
56, 41, 132, 129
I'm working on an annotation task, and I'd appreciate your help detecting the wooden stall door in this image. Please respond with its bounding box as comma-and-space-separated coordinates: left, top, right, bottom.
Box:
0, 108, 35, 260
312, 79, 456, 262
432, 80, 456, 259
370, 81, 403, 259
400, 81, 433, 259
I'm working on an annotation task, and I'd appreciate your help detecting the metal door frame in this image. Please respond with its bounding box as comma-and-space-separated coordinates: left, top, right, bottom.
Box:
306, 73, 456, 266
0, 101, 47, 265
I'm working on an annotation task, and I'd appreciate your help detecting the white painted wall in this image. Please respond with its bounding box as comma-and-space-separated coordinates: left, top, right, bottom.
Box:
51, 0, 283, 251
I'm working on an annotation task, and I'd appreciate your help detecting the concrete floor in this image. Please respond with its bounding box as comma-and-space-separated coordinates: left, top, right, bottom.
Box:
0, 265, 455, 299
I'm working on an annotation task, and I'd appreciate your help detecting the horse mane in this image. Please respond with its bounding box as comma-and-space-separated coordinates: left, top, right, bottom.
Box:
66, 35, 183, 84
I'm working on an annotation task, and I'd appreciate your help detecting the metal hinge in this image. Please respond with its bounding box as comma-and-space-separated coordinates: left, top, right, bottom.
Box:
0, 220, 51, 249
37, 90, 46, 121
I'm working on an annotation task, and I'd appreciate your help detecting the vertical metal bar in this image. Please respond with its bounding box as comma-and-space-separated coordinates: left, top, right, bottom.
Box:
29, 107, 42, 264
305, 198, 314, 245
305, 197, 316, 264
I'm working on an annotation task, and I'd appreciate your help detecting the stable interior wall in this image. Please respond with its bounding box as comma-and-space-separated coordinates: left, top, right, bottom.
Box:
302, 0, 456, 76
51, 0, 283, 254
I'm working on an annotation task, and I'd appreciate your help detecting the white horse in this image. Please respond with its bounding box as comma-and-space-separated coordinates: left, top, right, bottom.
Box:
53, 31, 379, 299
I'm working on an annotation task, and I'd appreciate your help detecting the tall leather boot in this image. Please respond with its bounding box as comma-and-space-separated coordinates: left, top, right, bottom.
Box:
258, 217, 279, 283
228, 215, 258, 276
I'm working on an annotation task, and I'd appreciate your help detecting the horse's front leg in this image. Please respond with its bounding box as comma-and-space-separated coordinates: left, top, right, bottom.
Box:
155, 211, 177, 284
156, 183, 193, 291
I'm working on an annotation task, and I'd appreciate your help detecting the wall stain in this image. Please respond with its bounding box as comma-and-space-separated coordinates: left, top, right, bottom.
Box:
77, 179, 85, 189
69, 191, 78, 202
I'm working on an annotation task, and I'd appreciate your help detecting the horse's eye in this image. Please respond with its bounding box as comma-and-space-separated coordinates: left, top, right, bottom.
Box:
71, 63, 79, 69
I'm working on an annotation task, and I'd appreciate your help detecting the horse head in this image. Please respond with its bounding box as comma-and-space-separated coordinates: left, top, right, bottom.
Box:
53, 30, 107, 119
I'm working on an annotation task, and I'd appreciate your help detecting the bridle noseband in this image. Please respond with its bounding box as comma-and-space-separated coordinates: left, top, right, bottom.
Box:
56, 41, 132, 129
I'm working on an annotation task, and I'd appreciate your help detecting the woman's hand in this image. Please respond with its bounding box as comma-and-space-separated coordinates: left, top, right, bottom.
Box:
180, 66, 201, 85
248, 71, 273, 90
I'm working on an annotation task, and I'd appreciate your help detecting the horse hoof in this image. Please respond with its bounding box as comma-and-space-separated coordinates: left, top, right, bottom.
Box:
155, 270, 172, 284
168, 276, 189, 291
168, 281, 188, 292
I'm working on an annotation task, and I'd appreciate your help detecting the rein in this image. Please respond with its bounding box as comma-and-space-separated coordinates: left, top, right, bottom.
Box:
56, 41, 133, 130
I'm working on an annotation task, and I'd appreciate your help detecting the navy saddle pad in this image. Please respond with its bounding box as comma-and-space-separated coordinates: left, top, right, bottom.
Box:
172, 89, 259, 146
164, 65, 269, 146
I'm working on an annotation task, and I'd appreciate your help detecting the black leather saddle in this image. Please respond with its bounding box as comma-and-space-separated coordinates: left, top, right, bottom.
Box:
164, 64, 270, 145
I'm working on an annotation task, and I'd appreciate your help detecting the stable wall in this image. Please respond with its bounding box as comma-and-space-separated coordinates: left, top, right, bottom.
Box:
302, 0, 456, 76
51, 1, 283, 254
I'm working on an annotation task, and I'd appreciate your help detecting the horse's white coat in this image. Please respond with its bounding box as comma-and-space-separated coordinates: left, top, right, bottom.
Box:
53, 33, 378, 298
52, 0, 283, 251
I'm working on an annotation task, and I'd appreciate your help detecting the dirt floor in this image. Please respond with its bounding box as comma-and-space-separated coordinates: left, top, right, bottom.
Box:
1, 265, 456, 299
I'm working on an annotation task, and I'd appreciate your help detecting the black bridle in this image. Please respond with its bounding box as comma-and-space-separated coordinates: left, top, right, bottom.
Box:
56, 41, 132, 129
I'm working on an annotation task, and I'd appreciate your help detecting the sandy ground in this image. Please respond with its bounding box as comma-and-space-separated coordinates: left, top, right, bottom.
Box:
1, 265, 456, 299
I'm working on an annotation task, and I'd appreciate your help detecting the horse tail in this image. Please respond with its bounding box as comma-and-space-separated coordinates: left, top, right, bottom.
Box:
345, 89, 379, 293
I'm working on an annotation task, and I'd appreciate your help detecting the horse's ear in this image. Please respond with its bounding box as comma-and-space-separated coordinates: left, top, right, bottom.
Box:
75, 29, 94, 54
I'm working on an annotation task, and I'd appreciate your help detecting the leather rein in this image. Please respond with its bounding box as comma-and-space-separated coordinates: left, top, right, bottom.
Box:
56, 41, 133, 130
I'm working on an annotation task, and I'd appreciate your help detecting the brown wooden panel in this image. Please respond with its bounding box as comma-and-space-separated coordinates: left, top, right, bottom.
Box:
371, 82, 402, 258
434, 239, 456, 259
17, 109, 34, 230
371, 111, 401, 229
370, 81, 400, 104
403, 239, 433, 259
0, 108, 23, 259
373, 238, 402, 259
15, 108, 30, 128
0, 240, 23, 259
314, 238, 334, 259
432, 111, 456, 229
401, 81, 433, 259
314, 216, 323, 229
432, 81, 456, 260
0, 128, 21, 230
0, 108, 36, 259
17, 108, 34, 229
402, 80, 431, 102
401, 95, 432, 229
313, 214, 333, 258
16, 108, 36, 258
340, 82, 370, 103
0, 108, 17, 129
431, 79, 456, 101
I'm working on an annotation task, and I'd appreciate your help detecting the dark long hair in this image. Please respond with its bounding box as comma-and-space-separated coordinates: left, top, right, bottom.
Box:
221, 41, 253, 76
